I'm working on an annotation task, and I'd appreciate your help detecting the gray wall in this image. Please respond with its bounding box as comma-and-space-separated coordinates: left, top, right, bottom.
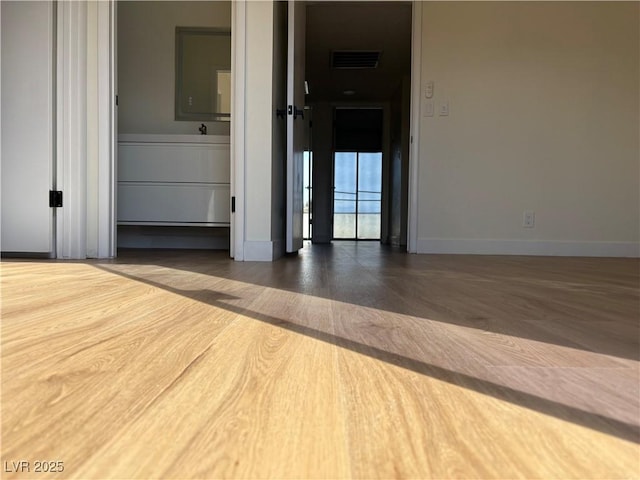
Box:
118, 1, 231, 136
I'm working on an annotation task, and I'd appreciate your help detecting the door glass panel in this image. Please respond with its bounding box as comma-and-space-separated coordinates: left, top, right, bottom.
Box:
333, 152, 357, 239
357, 152, 382, 239
333, 151, 382, 240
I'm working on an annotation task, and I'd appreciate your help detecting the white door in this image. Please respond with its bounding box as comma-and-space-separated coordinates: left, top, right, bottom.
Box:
285, 0, 306, 253
1, 1, 55, 254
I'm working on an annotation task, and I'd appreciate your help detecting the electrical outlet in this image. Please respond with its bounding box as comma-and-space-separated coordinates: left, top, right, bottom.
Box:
523, 210, 535, 228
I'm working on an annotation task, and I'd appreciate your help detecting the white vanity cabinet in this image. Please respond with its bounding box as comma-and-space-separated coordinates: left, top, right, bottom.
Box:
117, 135, 230, 226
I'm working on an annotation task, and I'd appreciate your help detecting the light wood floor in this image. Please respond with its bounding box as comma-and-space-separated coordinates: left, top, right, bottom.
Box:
2, 243, 639, 479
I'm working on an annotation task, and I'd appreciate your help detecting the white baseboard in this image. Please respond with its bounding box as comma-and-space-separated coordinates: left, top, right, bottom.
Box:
417, 238, 640, 257
243, 240, 284, 261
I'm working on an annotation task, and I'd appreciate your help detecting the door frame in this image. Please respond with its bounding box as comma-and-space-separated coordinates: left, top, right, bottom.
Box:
407, 0, 421, 253
230, 0, 246, 260
56, 0, 89, 259
57, 0, 116, 259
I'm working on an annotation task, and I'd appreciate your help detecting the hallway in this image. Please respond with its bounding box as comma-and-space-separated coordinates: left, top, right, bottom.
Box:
2, 244, 638, 478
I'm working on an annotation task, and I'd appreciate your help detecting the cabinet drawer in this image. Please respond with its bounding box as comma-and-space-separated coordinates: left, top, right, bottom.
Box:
118, 143, 230, 183
117, 183, 230, 225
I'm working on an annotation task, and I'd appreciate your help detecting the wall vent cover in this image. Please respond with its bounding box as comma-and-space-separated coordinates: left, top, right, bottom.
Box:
331, 50, 381, 69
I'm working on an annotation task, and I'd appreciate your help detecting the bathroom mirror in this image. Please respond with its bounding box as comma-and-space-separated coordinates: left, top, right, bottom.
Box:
175, 27, 231, 121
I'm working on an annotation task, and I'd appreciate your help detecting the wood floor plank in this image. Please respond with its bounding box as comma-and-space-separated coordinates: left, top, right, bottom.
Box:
2, 264, 243, 476
72, 290, 351, 479
336, 348, 638, 479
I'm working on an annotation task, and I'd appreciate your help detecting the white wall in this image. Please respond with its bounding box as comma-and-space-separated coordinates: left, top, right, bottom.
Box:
417, 2, 639, 256
118, 1, 231, 135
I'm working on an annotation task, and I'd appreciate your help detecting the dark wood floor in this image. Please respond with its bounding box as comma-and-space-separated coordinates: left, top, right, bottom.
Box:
2, 242, 639, 478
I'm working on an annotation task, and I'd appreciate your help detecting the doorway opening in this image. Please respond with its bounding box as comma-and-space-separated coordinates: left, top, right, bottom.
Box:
304, 1, 412, 249
116, 2, 232, 253
332, 106, 384, 240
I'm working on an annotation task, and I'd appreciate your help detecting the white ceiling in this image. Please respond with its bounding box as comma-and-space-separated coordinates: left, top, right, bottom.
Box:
305, 1, 412, 103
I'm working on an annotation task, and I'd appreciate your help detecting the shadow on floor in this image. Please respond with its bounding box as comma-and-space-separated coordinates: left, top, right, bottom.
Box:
108, 244, 640, 362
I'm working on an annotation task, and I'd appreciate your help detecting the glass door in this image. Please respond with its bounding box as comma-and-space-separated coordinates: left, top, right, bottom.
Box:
333, 151, 382, 240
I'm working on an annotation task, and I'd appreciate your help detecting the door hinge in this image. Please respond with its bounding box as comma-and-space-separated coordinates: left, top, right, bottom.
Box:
49, 190, 63, 208
231, 196, 236, 213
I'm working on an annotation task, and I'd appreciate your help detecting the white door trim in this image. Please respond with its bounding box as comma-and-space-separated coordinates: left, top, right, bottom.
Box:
56, 0, 88, 259
57, 0, 116, 259
96, 0, 116, 258
230, 0, 246, 261
407, 0, 422, 254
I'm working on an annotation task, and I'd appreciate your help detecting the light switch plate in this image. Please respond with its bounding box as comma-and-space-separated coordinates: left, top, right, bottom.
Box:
425, 81, 434, 99
424, 100, 434, 117
439, 101, 449, 116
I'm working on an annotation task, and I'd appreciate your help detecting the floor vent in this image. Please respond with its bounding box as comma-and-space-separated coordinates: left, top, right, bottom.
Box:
331, 50, 381, 69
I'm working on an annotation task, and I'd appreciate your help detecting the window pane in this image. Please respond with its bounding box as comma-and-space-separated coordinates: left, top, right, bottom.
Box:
357, 211, 381, 239
334, 152, 357, 239
334, 215, 356, 238
334, 152, 357, 196
358, 152, 382, 201
357, 152, 382, 239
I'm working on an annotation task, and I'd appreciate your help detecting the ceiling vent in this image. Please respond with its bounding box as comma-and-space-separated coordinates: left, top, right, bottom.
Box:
331, 50, 381, 69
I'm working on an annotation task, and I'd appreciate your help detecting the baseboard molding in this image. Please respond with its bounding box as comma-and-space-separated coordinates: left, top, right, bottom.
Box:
243, 240, 283, 261
417, 238, 640, 257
